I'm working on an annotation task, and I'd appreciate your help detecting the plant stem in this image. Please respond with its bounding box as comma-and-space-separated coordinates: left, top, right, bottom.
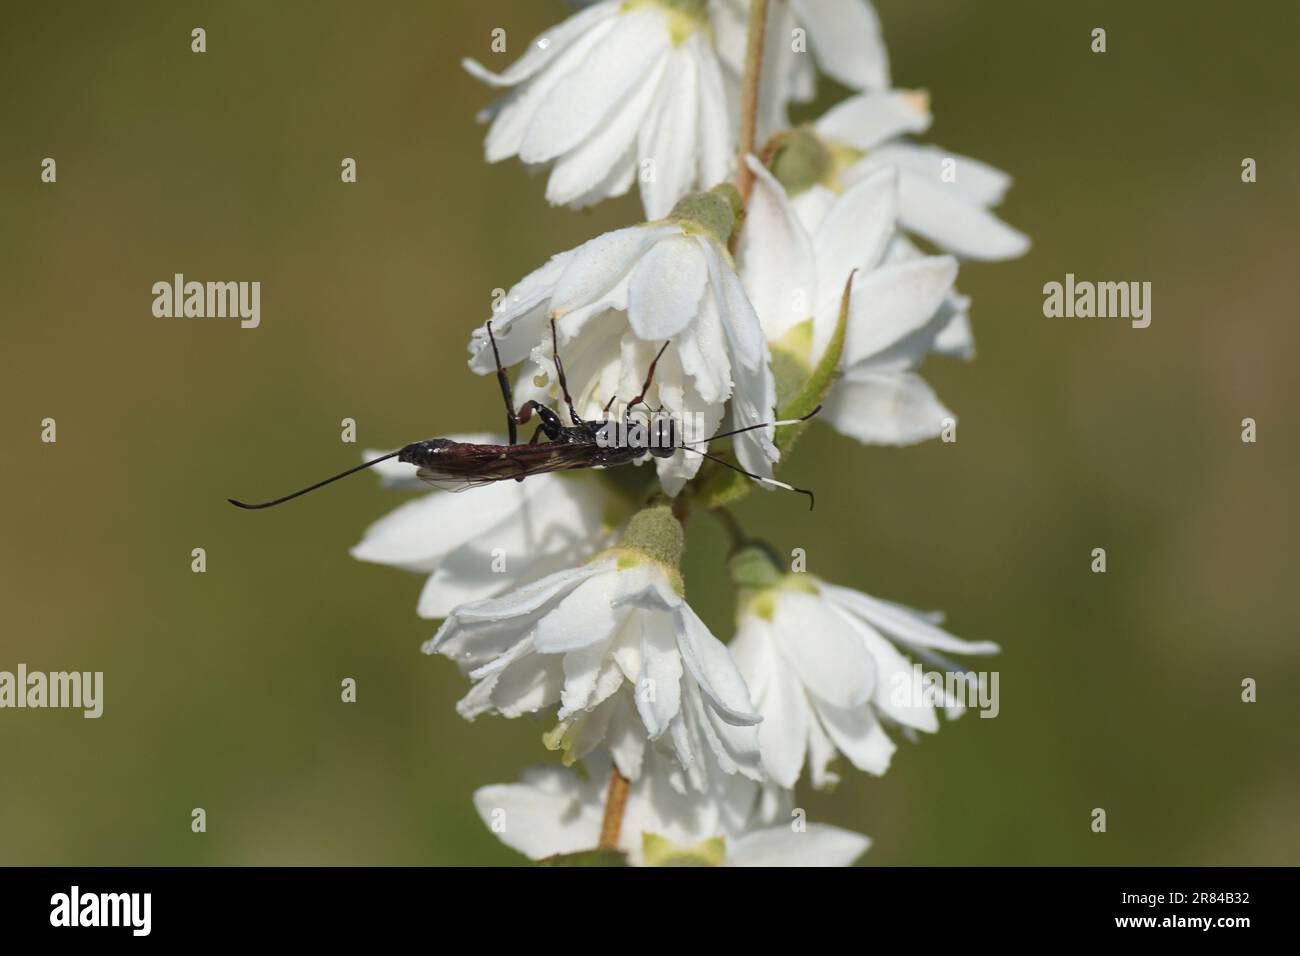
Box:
733, 0, 771, 209
597, 765, 631, 850
711, 506, 749, 550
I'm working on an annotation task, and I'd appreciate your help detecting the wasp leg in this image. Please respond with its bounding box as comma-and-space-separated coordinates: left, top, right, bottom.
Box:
628, 340, 672, 415
487, 321, 520, 446
550, 318, 584, 426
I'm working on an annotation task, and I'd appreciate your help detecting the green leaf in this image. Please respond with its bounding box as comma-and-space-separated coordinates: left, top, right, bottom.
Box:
691, 272, 852, 509
536, 848, 630, 867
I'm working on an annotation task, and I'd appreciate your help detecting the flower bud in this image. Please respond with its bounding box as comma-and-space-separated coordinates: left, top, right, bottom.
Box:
593, 503, 685, 594
668, 183, 743, 247
767, 126, 835, 196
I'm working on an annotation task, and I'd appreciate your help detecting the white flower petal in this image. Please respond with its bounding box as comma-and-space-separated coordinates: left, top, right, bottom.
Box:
790, 0, 890, 91
606, 693, 649, 780
789, 183, 838, 236
638, 45, 700, 218
822, 583, 1001, 655
870, 142, 1014, 207
806, 710, 841, 789
694, 36, 734, 187
566, 144, 639, 208
627, 236, 709, 341
545, 58, 667, 206
738, 157, 818, 341
811, 166, 897, 333
467, 253, 574, 372
489, 653, 564, 719
351, 479, 503, 572
424, 561, 603, 657
480, 18, 618, 163
731, 617, 810, 788
846, 614, 940, 733
822, 367, 952, 446
814, 90, 931, 151
560, 637, 616, 718
534, 571, 621, 653
550, 225, 678, 319
518, 10, 670, 165
728, 340, 780, 478
729, 823, 871, 866
473, 773, 601, 860
895, 167, 1030, 261
771, 591, 876, 709
841, 256, 958, 366
462, 2, 618, 88
701, 238, 765, 370
700, 695, 764, 780
674, 604, 760, 726
675, 286, 732, 405
933, 296, 976, 360
811, 696, 897, 775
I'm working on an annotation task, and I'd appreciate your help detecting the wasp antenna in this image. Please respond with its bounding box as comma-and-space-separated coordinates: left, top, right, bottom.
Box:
684, 404, 823, 447
681, 447, 815, 510
228, 451, 402, 510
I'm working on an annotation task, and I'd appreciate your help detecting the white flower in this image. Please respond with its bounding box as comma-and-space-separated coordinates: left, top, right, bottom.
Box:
739, 155, 962, 445
350, 439, 619, 619
424, 527, 763, 790
713, 0, 890, 138
468, 198, 778, 496
794, 90, 1030, 261
475, 749, 869, 866
729, 562, 999, 788
464, 0, 732, 218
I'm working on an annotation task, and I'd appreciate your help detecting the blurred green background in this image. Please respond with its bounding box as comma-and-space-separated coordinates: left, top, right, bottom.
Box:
2, 0, 1297, 865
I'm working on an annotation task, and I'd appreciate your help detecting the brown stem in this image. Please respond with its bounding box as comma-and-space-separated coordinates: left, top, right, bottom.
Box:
597, 765, 631, 850
733, 0, 771, 208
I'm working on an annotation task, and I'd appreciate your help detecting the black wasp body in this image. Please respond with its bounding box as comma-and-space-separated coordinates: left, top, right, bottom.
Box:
395, 414, 674, 493
392, 321, 679, 493
228, 319, 815, 510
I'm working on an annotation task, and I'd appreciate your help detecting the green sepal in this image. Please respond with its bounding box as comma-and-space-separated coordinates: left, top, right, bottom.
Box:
775, 270, 852, 457
690, 272, 852, 509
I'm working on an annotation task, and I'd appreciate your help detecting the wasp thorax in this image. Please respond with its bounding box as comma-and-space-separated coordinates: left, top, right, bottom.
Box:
595, 413, 680, 457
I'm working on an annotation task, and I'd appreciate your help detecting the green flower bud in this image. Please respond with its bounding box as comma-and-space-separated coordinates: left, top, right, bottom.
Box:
669, 183, 742, 247
729, 542, 785, 592
590, 504, 685, 595
730, 542, 818, 620
768, 126, 835, 196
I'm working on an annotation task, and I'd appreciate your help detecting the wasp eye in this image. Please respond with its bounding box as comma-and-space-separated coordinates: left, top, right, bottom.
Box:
649, 415, 677, 458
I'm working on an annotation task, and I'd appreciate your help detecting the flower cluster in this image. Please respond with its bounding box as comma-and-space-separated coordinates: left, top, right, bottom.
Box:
357, 0, 1022, 866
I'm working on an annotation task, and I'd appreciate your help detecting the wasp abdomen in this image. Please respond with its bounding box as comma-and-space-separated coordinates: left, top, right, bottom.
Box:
398, 438, 459, 469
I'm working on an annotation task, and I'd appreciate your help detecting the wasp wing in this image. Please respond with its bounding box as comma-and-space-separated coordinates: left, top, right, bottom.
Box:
414, 442, 601, 493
